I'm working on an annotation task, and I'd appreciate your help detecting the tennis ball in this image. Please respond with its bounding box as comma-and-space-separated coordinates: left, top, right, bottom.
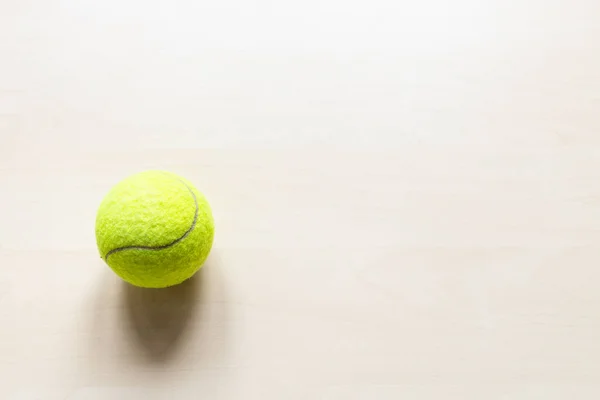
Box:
95, 171, 214, 288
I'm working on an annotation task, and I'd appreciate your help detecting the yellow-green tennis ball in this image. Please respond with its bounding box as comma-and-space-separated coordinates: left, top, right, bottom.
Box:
95, 171, 214, 288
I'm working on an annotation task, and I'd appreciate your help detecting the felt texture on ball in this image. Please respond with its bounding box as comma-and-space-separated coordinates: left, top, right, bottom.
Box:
95, 171, 214, 288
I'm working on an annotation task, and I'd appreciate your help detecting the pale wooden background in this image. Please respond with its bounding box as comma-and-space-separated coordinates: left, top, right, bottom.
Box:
2, 0, 600, 399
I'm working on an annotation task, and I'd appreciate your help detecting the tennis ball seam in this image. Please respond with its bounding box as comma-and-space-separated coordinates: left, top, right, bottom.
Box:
103, 178, 199, 261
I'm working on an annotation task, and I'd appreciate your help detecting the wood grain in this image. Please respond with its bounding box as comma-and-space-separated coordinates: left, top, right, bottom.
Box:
1, 0, 600, 398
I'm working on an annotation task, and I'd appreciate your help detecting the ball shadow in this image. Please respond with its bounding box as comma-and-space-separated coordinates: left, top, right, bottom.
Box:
121, 271, 203, 362
83, 255, 228, 376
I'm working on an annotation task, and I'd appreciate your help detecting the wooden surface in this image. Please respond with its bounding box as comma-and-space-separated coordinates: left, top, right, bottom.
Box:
2, 0, 600, 398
